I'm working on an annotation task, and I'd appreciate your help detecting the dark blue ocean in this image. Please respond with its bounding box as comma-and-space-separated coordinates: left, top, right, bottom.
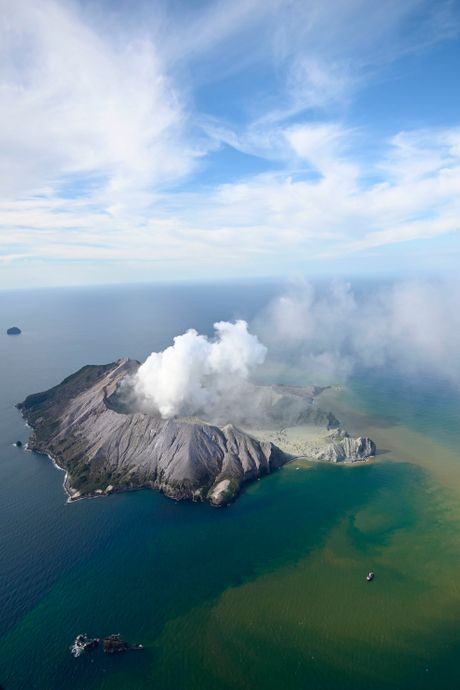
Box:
1, 282, 460, 690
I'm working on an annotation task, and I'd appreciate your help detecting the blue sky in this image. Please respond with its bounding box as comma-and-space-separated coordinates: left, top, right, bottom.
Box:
1, 0, 460, 288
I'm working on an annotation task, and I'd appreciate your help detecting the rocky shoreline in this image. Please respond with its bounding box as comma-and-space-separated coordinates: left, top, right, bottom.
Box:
18, 358, 376, 506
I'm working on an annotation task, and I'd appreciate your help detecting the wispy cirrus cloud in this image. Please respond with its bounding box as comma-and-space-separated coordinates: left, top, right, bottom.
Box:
0, 0, 198, 203
0, 0, 459, 286
1, 123, 460, 275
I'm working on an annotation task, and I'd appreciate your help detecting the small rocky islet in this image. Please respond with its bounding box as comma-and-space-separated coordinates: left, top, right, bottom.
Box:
7, 326, 21, 335
70, 633, 143, 658
17, 358, 376, 506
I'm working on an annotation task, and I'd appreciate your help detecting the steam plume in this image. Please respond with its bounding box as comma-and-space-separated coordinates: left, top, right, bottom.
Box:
130, 279, 460, 426
133, 320, 267, 418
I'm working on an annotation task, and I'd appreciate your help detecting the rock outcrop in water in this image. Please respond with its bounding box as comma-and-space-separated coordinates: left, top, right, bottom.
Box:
7, 326, 21, 335
17, 358, 376, 505
308, 429, 376, 463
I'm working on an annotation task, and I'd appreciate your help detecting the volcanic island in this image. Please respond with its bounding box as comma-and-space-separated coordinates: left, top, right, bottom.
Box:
17, 358, 376, 506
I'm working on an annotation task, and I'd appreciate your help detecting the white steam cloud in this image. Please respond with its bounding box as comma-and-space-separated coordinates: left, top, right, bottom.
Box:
133, 320, 267, 418
257, 279, 460, 386
128, 279, 460, 426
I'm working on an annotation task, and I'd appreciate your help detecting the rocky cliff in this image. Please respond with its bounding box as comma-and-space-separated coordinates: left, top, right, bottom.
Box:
18, 359, 286, 505
18, 358, 376, 506
307, 429, 376, 463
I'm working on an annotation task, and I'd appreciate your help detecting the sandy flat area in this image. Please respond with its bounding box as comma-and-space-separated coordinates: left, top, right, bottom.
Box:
243, 423, 331, 458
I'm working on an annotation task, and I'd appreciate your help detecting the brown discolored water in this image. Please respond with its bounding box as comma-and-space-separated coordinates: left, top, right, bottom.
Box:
1, 284, 460, 690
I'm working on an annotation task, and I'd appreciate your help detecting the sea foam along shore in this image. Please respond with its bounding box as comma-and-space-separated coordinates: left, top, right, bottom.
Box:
25, 440, 109, 504
23, 416, 112, 504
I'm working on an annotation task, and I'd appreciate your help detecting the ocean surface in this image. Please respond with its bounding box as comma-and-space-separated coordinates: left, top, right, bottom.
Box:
1, 282, 460, 690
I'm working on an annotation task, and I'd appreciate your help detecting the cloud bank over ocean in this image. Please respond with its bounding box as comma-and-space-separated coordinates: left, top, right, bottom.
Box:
257, 279, 460, 386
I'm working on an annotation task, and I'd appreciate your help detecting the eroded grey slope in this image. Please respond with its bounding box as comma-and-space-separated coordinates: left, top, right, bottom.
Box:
18, 359, 285, 505
18, 358, 376, 506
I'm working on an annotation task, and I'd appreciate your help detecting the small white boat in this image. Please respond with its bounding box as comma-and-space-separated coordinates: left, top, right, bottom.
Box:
366, 571, 375, 582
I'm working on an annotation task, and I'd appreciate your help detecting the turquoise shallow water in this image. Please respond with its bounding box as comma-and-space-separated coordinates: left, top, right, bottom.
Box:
1, 283, 460, 690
